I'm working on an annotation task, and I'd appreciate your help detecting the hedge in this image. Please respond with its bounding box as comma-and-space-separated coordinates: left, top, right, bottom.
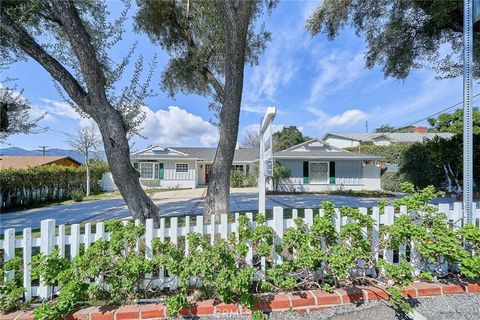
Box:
0, 162, 109, 212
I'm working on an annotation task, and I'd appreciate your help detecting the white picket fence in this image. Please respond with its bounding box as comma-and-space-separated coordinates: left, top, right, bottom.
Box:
1, 202, 479, 301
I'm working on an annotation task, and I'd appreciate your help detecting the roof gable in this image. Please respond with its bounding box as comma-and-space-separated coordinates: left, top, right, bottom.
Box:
283, 139, 344, 153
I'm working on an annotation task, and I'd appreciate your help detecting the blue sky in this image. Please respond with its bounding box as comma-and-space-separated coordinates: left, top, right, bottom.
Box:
1, 0, 478, 152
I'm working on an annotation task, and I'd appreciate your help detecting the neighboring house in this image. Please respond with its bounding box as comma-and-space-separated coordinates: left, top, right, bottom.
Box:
0, 155, 82, 170
131, 140, 382, 191
130, 146, 258, 189
322, 127, 454, 149
274, 139, 382, 192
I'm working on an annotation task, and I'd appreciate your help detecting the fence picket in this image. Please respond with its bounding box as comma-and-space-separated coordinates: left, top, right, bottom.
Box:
58, 224, 65, 257
304, 208, 313, 227
84, 223, 91, 250
4, 201, 478, 300
70, 224, 80, 258
185, 216, 190, 255
273, 207, 284, 265
39, 219, 55, 299
23, 228, 32, 301
4, 228, 15, 281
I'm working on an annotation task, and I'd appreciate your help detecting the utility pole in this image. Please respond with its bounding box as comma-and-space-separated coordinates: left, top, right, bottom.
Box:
38, 145, 49, 156
365, 121, 368, 133
462, 0, 479, 224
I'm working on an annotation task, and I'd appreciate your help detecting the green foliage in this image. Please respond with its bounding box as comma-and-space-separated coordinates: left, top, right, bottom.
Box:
306, 0, 479, 80
2, 185, 480, 317
428, 108, 480, 135
386, 288, 412, 314
0, 257, 25, 313
0, 162, 109, 211
165, 293, 188, 317
270, 161, 290, 191
273, 126, 310, 152
252, 310, 266, 320
346, 143, 412, 165
71, 190, 85, 202
381, 173, 408, 192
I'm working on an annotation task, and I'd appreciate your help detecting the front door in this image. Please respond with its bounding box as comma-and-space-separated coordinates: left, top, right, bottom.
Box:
205, 164, 212, 184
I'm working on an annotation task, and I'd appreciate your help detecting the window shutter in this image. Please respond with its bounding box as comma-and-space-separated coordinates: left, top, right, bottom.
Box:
158, 163, 164, 179
133, 162, 139, 171
303, 161, 309, 184
329, 161, 336, 184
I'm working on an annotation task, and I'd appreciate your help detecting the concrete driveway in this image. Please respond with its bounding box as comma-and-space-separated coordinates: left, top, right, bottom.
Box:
0, 187, 457, 233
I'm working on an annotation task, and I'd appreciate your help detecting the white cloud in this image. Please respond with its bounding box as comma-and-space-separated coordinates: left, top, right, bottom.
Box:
308, 108, 368, 132
140, 106, 219, 147
240, 123, 289, 137
307, 51, 364, 105
326, 109, 367, 126
38, 98, 81, 120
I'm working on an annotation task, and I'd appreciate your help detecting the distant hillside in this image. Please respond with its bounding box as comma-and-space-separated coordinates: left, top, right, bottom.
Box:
0, 147, 106, 164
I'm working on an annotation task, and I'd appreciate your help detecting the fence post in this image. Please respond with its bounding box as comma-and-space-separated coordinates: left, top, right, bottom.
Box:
23, 228, 32, 301
210, 214, 215, 245
185, 216, 190, 255
39, 219, 55, 299
273, 207, 284, 265
371, 206, 380, 263
4, 228, 15, 281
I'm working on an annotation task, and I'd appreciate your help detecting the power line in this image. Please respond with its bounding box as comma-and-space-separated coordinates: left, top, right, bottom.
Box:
398, 93, 480, 129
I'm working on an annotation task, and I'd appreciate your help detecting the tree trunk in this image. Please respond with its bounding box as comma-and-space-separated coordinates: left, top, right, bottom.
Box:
204, 1, 254, 217
0, 3, 160, 225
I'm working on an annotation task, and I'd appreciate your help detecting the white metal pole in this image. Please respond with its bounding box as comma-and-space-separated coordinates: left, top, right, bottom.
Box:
259, 116, 266, 214
463, 0, 474, 224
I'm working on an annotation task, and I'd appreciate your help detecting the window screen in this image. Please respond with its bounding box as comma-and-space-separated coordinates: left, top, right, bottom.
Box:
309, 162, 329, 183
176, 163, 189, 173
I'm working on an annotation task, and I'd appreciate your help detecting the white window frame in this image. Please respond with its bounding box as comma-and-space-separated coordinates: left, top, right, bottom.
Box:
232, 165, 245, 172
139, 162, 155, 180
175, 163, 189, 173
309, 161, 329, 184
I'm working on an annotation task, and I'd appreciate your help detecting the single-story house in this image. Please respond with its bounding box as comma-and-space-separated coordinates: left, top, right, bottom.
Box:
274, 139, 382, 192
0, 156, 81, 170
130, 146, 258, 189
131, 139, 383, 191
322, 127, 454, 149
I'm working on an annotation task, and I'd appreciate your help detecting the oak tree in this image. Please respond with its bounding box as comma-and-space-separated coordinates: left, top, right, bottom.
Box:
135, 0, 276, 216
0, 0, 159, 224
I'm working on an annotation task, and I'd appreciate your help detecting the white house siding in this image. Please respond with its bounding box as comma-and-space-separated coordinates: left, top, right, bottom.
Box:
324, 136, 360, 149
139, 160, 196, 189
276, 159, 381, 192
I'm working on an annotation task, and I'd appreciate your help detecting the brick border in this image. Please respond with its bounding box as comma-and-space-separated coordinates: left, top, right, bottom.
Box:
2, 281, 479, 320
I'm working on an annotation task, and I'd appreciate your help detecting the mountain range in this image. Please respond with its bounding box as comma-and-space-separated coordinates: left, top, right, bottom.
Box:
0, 147, 106, 163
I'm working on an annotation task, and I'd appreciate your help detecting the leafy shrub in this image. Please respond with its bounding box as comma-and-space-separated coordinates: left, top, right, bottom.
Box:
71, 190, 85, 202
2, 184, 479, 318
230, 170, 245, 188
381, 172, 408, 192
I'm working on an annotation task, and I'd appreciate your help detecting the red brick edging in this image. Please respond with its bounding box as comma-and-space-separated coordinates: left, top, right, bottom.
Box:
2, 281, 479, 320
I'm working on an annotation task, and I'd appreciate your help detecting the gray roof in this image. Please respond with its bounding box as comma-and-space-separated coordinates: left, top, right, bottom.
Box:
131, 146, 259, 162
273, 139, 382, 160
323, 132, 454, 143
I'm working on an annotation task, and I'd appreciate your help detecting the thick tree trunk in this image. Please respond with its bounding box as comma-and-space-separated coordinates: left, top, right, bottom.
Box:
204, 1, 253, 217
0, 3, 160, 225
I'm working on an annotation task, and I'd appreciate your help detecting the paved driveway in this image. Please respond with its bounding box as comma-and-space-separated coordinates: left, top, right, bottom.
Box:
0, 188, 459, 233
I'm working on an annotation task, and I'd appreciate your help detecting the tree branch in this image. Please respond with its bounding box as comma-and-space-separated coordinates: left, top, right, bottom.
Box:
0, 8, 88, 109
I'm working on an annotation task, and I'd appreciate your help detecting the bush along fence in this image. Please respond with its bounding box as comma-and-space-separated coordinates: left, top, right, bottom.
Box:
1, 185, 480, 319
0, 163, 109, 212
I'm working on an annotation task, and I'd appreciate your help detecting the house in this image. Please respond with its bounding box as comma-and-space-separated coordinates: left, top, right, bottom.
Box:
0, 155, 82, 170
130, 146, 258, 189
131, 140, 382, 191
274, 139, 382, 192
322, 127, 454, 149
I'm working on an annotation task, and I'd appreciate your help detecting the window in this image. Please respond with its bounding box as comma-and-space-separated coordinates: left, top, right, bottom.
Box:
309, 162, 329, 183
232, 165, 244, 172
140, 162, 154, 179
176, 163, 189, 173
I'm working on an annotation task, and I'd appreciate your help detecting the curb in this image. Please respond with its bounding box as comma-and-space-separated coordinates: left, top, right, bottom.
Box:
2, 281, 479, 319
